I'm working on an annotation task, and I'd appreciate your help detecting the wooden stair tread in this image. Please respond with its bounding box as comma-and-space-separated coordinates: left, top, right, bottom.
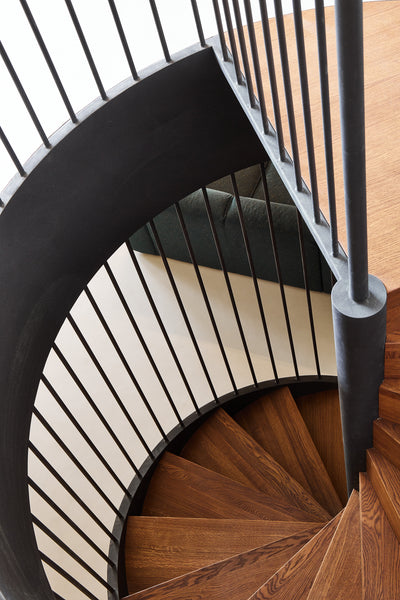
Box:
125, 517, 322, 593
122, 526, 322, 600
307, 490, 361, 600
373, 418, 400, 471
360, 471, 400, 599
379, 383, 400, 423
385, 341, 400, 379
180, 408, 330, 521
235, 386, 342, 515
248, 512, 341, 599
142, 452, 324, 522
367, 448, 400, 542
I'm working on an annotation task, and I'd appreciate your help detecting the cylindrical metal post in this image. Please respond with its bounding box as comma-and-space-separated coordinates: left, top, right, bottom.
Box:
332, 275, 386, 493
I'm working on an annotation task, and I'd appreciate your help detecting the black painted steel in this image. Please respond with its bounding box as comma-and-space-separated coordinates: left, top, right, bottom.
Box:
19, 0, 78, 123
107, 0, 139, 80
221, 0, 243, 85
315, 0, 338, 257
211, 0, 229, 61
0, 42, 51, 149
0, 126, 26, 176
149, 0, 171, 63
231, 0, 256, 107
190, 0, 206, 47
335, 0, 368, 302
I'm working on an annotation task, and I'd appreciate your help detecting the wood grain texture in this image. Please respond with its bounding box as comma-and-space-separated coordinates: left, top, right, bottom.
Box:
384, 342, 400, 379
295, 389, 347, 504
125, 517, 322, 593
142, 452, 324, 522
235, 387, 342, 515
307, 491, 361, 600
373, 418, 400, 472
248, 513, 341, 599
180, 408, 329, 521
379, 383, 400, 423
123, 527, 321, 600
367, 448, 400, 543
360, 472, 400, 600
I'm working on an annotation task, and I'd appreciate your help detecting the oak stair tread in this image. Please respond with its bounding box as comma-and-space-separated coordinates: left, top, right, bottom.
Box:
180, 408, 330, 521
125, 516, 322, 593
141, 452, 323, 522
384, 340, 400, 378
122, 526, 322, 600
379, 383, 400, 422
235, 386, 342, 515
248, 512, 341, 599
307, 490, 361, 600
373, 417, 400, 471
360, 471, 400, 600
366, 448, 400, 542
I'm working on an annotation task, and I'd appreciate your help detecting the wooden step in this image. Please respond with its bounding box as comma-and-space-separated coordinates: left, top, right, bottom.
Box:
385, 340, 400, 378
366, 448, 400, 542
295, 388, 347, 505
142, 452, 324, 522
373, 418, 400, 471
360, 471, 400, 599
122, 526, 322, 600
180, 408, 330, 521
125, 517, 322, 593
379, 383, 400, 423
248, 512, 341, 599
235, 387, 342, 515
307, 491, 361, 600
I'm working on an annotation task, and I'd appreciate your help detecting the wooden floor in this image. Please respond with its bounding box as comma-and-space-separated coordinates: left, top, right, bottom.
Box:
250, 1, 400, 328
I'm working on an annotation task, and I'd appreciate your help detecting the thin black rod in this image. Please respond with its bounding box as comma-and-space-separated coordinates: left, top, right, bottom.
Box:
221, 0, 243, 85
32, 406, 130, 499
32, 515, 112, 591
28, 468, 118, 543
0, 41, 50, 148
83, 286, 168, 443
296, 212, 321, 377
150, 219, 215, 405
231, 0, 256, 107
126, 243, 200, 411
315, 0, 338, 256
19, 0, 77, 123
54, 594, 67, 600
292, 0, 319, 223
66, 312, 165, 447
52, 341, 146, 467
243, 0, 269, 133
202, 188, 258, 387
231, 174, 278, 382
175, 202, 238, 395
259, 0, 285, 159
335, 0, 368, 301
260, 164, 299, 379
28, 476, 118, 552
39, 552, 99, 600
107, 0, 139, 80
149, 0, 171, 63
211, 0, 229, 61
29, 440, 122, 523
103, 262, 184, 426
273, 0, 302, 189
191, 0, 206, 47
0, 126, 26, 176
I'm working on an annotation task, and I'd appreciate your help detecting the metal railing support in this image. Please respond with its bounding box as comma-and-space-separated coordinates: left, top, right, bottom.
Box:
332, 0, 387, 494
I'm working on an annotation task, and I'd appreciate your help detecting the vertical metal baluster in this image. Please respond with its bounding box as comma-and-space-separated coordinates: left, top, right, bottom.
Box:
64, 0, 107, 100
292, 0, 319, 223
315, 0, 338, 256
0, 126, 26, 176
149, 219, 215, 405
202, 188, 258, 387
191, 0, 206, 47
231, 174, 278, 382
107, 0, 139, 80
260, 163, 299, 379
243, 0, 269, 132
231, 0, 256, 107
273, 0, 302, 189
296, 212, 321, 377
0, 42, 51, 148
149, 0, 171, 63
175, 201, 238, 395
19, 0, 77, 123
259, 0, 285, 159
221, 0, 243, 84
211, 0, 229, 61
